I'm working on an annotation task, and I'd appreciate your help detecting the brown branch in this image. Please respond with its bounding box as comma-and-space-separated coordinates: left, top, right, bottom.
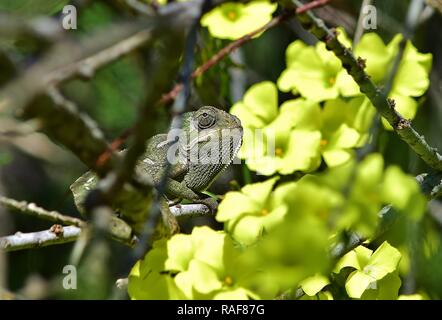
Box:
296, 0, 332, 14
160, 11, 294, 104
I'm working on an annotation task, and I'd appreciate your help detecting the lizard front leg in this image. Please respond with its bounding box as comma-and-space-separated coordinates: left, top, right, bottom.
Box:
164, 178, 218, 214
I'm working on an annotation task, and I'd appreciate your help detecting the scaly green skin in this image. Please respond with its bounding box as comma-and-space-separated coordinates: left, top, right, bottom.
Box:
71, 106, 243, 233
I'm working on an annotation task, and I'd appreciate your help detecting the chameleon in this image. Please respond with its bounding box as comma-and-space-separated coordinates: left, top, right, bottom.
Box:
70, 106, 243, 234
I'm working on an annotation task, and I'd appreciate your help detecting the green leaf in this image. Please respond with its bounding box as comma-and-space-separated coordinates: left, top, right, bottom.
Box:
70, 171, 98, 215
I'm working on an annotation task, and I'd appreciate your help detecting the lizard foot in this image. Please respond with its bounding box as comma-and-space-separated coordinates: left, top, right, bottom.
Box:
196, 197, 218, 215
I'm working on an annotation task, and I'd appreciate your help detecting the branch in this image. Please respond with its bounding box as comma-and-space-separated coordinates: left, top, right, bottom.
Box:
0, 203, 210, 252
0, 13, 63, 43
21, 87, 120, 176
0, 21, 154, 113
0, 196, 86, 228
170, 203, 211, 218
426, 0, 442, 15
0, 226, 81, 252
416, 172, 442, 199
289, 0, 442, 172
47, 29, 152, 85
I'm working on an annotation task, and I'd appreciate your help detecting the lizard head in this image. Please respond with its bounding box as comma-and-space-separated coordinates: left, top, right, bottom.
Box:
178, 106, 243, 166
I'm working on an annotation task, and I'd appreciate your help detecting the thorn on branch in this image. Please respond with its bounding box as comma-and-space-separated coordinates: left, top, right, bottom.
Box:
49, 224, 64, 237
323, 27, 337, 44
387, 97, 396, 109
357, 57, 367, 69
395, 118, 411, 130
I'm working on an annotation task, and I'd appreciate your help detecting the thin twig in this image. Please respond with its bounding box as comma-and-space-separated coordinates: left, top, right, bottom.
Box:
170, 203, 211, 217
0, 196, 86, 228
296, 0, 332, 14
47, 29, 153, 85
160, 12, 293, 105
426, 0, 442, 15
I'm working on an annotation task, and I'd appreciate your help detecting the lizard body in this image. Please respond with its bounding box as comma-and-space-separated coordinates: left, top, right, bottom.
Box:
71, 106, 243, 232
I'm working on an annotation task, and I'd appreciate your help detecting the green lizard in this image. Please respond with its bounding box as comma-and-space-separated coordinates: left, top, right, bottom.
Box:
70, 106, 243, 234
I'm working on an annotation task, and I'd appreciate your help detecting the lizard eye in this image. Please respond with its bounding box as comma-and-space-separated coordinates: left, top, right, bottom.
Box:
197, 112, 216, 129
